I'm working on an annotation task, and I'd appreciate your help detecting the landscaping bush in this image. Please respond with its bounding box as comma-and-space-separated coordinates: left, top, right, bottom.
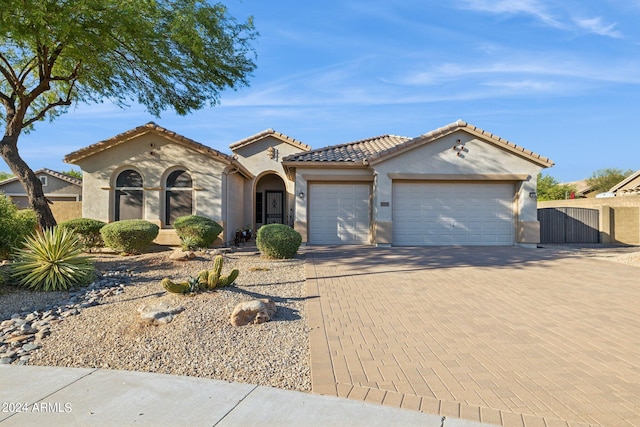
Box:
256, 224, 302, 259
100, 219, 159, 254
12, 227, 95, 291
173, 215, 223, 249
58, 218, 106, 251
0, 193, 37, 259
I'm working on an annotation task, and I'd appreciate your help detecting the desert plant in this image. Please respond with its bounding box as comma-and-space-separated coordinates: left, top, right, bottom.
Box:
0, 193, 37, 259
161, 277, 191, 294
163, 255, 238, 295
256, 224, 302, 259
100, 219, 159, 254
197, 255, 239, 289
11, 227, 95, 291
173, 215, 223, 249
58, 218, 106, 251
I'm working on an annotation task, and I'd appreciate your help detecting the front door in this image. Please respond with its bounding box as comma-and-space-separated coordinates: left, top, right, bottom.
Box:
265, 190, 284, 224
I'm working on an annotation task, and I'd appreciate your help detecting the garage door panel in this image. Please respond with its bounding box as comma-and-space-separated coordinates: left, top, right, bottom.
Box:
309, 183, 370, 244
393, 182, 514, 246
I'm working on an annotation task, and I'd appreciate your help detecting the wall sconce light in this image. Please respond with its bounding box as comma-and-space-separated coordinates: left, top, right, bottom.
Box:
298, 191, 305, 199
529, 191, 537, 199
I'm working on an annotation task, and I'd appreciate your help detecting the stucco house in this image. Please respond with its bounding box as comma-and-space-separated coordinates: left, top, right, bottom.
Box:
609, 170, 640, 197
0, 168, 82, 208
64, 120, 553, 247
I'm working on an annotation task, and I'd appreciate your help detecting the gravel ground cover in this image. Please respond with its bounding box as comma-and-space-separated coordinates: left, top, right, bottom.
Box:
0, 247, 311, 392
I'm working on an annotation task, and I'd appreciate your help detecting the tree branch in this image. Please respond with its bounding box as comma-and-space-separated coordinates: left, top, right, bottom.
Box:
0, 52, 19, 90
21, 97, 72, 128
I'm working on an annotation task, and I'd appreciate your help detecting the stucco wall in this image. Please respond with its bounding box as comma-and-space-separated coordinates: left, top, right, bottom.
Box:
223, 170, 246, 244
233, 136, 301, 228
50, 201, 83, 223
74, 133, 227, 227
372, 130, 544, 245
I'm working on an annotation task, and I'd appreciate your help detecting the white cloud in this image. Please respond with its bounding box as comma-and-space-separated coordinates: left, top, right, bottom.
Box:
456, 0, 623, 38
457, 0, 563, 28
573, 17, 622, 38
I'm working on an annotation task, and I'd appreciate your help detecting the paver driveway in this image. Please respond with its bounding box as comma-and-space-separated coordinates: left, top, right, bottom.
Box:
305, 246, 640, 427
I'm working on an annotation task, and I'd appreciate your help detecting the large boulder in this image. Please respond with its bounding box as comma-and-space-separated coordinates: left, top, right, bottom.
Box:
230, 299, 277, 326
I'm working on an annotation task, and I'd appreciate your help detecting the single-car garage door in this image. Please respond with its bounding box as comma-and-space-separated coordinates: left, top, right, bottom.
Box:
309, 183, 370, 244
393, 182, 515, 246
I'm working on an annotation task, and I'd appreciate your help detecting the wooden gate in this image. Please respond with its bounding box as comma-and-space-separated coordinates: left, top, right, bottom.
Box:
537, 207, 599, 244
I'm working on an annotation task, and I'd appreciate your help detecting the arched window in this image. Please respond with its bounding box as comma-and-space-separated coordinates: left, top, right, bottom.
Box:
165, 170, 193, 226
115, 170, 143, 221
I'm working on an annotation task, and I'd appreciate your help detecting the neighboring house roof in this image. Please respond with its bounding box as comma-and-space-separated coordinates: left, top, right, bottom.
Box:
283, 134, 411, 164
283, 120, 554, 168
0, 168, 82, 187
64, 122, 253, 178
229, 128, 311, 152
609, 170, 640, 195
561, 179, 596, 197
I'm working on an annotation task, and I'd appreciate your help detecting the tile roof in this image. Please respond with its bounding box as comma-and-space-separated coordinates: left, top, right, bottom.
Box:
284, 120, 553, 168
229, 128, 311, 152
282, 134, 411, 163
0, 168, 82, 187
610, 170, 640, 193
64, 122, 252, 178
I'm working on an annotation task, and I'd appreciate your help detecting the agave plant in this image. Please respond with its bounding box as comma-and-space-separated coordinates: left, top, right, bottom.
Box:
12, 227, 95, 292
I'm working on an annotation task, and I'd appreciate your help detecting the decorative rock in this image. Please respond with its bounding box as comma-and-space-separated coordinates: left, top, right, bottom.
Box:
137, 302, 185, 325
22, 343, 39, 352
5, 335, 31, 343
169, 249, 196, 261
230, 299, 277, 327
0, 267, 134, 365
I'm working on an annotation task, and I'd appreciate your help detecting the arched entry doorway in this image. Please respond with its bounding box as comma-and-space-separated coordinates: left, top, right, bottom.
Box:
255, 173, 287, 228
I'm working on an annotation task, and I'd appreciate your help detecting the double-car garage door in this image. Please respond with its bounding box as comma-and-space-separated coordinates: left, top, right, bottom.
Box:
307, 181, 515, 246
392, 182, 515, 245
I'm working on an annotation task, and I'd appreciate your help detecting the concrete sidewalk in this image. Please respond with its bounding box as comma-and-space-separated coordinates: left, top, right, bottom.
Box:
0, 365, 493, 426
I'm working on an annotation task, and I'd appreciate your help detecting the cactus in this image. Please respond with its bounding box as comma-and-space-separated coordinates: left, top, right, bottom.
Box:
206, 255, 224, 289
161, 254, 239, 294
197, 270, 209, 287
161, 278, 190, 294
218, 269, 239, 287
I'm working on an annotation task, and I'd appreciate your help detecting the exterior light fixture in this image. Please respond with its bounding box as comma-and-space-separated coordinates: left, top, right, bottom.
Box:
298, 191, 305, 198
529, 191, 537, 199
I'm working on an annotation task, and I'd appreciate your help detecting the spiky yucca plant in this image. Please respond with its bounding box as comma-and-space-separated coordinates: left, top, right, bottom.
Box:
12, 227, 95, 291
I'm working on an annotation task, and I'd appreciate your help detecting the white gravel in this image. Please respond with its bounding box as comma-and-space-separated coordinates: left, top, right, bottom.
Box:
3, 248, 310, 392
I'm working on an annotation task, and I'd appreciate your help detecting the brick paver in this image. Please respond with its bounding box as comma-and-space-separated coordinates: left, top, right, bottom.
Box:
305, 246, 640, 427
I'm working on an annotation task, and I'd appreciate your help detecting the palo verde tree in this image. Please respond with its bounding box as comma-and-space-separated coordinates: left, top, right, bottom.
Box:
0, 0, 257, 229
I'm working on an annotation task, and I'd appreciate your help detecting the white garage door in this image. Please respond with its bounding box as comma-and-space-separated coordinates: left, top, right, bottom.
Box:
393, 182, 515, 246
309, 183, 370, 244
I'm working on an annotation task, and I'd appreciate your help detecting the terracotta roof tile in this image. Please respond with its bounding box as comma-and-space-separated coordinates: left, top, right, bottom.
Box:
64, 122, 253, 178
284, 120, 553, 168
283, 135, 411, 163
230, 128, 311, 152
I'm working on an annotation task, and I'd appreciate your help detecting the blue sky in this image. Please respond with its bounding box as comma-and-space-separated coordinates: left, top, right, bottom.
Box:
5, 0, 640, 182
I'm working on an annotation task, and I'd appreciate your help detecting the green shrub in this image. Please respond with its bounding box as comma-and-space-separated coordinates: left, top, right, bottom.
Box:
256, 224, 302, 259
12, 227, 95, 291
0, 193, 37, 259
100, 219, 159, 254
58, 218, 106, 251
173, 215, 223, 249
